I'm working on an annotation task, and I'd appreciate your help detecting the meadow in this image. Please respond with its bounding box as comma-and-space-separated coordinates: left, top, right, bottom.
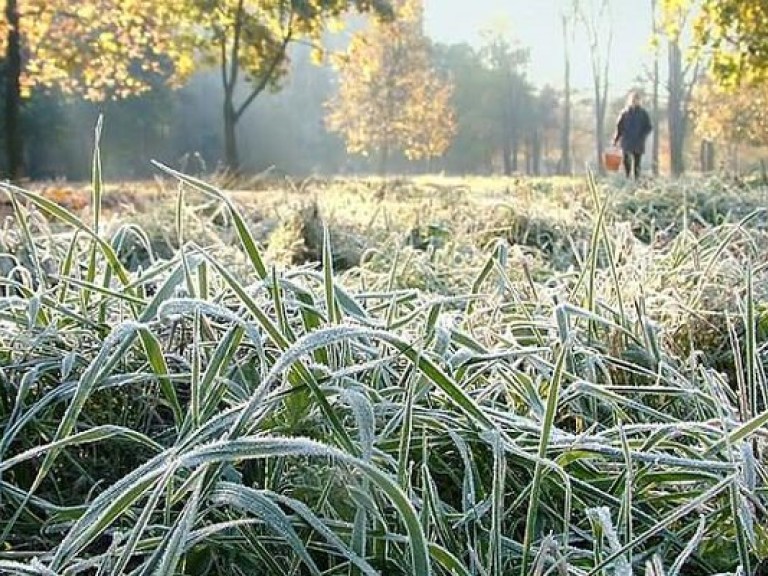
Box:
1, 154, 768, 575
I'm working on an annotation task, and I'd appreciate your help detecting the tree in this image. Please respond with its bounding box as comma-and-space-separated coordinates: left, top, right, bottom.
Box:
183, 0, 391, 172
4, 0, 22, 180
530, 86, 560, 175
693, 0, 768, 88
480, 28, 530, 176
325, 0, 456, 174
692, 80, 768, 171
660, 0, 701, 176
650, 0, 660, 175
574, 0, 613, 175
432, 43, 498, 173
402, 67, 455, 168
559, 7, 575, 175
0, 0, 191, 179
434, 40, 563, 176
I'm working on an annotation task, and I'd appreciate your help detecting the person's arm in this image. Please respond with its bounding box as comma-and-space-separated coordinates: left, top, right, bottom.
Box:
614, 113, 624, 146
644, 109, 653, 137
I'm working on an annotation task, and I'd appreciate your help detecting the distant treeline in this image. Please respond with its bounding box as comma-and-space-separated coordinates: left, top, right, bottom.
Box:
3, 0, 768, 181
2, 40, 604, 181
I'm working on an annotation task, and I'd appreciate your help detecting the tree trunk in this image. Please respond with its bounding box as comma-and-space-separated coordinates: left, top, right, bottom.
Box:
594, 72, 608, 174
532, 130, 542, 175
217, 0, 292, 175
594, 81, 607, 176
700, 139, 715, 172
652, 57, 660, 175
5, 0, 23, 180
651, 0, 660, 175
501, 74, 513, 176
501, 136, 512, 176
379, 142, 389, 177
501, 99, 512, 176
511, 137, 519, 173
575, 0, 612, 176
223, 98, 239, 173
560, 12, 572, 175
524, 139, 531, 174
667, 41, 685, 177
597, 32, 611, 177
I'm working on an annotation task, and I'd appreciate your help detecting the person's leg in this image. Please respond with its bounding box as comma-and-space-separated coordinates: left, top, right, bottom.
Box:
623, 152, 632, 178
633, 153, 642, 180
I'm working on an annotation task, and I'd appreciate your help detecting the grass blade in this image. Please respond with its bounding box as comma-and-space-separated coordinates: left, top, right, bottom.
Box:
521, 342, 569, 576
151, 162, 268, 279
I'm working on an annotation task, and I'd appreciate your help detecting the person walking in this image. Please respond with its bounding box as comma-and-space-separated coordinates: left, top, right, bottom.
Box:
613, 91, 653, 180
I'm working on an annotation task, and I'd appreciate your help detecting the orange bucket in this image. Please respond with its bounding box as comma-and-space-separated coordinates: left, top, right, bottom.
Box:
603, 148, 623, 172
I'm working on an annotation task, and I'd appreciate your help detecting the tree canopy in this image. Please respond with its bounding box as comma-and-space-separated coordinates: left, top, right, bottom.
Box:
697, 0, 768, 87
0, 0, 394, 176
176, 0, 392, 170
326, 0, 455, 171
0, 0, 194, 177
693, 80, 768, 148
664, 0, 768, 87
0, 0, 191, 100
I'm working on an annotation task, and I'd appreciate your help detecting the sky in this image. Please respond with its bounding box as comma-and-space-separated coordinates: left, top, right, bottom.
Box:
423, 0, 655, 96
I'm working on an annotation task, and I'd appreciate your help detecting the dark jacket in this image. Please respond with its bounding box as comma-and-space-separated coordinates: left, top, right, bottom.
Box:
615, 105, 652, 154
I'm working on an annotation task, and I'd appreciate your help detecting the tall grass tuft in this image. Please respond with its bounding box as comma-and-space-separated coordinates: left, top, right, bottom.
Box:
0, 161, 766, 575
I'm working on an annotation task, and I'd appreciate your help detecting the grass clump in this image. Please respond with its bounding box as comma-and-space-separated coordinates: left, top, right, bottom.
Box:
265, 199, 365, 270
0, 143, 767, 574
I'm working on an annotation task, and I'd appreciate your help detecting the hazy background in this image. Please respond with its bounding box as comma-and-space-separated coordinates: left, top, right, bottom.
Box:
8, 0, 682, 180
425, 0, 654, 93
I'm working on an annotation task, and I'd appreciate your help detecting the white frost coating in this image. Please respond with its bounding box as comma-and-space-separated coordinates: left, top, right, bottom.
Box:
446, 428, 477, 513
434, 326, 451, 357
157, 297, 263, 351
341, 388, 375, 461
437, 312, 459, 332
737, 491, 757, 549
158, 298, 238, 323
586, 506, 631, 576
61, 352, 76, 381
0, 558, 60, 576
740, 441, 757, 492
267, 490, 380, 576
233, 324, 381, 435
448, 349, 472, 369
209, 483, 320, 574
0, 296, 28, 309
102, 321, 147, 351
173, 434, 429, 576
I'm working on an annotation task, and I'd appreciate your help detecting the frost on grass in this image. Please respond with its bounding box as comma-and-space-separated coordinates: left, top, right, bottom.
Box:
586, 507, 632, 576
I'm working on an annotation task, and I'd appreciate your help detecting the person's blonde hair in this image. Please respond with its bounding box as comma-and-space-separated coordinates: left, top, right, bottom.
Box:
627, 91, 642, 107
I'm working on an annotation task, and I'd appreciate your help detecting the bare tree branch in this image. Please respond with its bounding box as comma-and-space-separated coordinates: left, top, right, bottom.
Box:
228, 0, 245, 92
235, 28, 294, 121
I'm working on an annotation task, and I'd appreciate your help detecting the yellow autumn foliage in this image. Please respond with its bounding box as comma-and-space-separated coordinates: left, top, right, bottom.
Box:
663, 0, 768, 88
0, 0, 195, 101
692, 80, 768, 147
326, 0, 456, 163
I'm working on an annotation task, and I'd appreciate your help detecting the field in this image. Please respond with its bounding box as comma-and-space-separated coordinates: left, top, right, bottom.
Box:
1, 161, 768, 575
